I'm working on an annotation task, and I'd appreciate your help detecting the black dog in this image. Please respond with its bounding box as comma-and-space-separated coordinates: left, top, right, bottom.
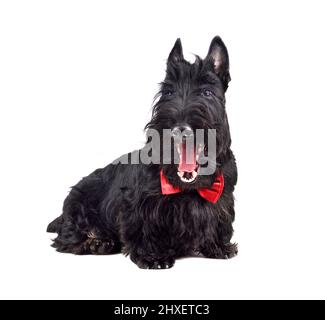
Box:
47, 36, 237, 269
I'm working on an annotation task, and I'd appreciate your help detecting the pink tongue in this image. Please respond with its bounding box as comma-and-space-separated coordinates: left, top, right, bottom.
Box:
179, 142, 197, 172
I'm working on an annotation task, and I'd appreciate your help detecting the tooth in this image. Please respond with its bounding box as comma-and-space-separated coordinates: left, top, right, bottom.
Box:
177, 171, 184, 178
192, 171, 198, 179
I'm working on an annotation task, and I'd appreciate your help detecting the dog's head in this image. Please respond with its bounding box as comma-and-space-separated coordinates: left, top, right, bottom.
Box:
145, 36, 232, 190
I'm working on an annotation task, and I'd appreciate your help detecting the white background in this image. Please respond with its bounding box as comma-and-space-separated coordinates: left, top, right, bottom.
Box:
1, 0, 325, 300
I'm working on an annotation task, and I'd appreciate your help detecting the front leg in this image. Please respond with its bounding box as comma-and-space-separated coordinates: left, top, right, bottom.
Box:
200, 199, 238, 259
119, 196, 177, 269
122, 220, 177, 269
199, 219, 238, 259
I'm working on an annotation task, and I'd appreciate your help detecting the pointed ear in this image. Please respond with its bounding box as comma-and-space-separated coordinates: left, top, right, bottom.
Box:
168, 38, 184, 63
206, 36, 231, 90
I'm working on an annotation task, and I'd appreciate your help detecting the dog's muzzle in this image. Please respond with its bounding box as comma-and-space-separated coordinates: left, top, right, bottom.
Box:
171, 125, 203, 184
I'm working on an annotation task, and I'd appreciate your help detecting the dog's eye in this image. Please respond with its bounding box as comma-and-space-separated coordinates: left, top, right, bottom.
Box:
163, 90, 173, 97
201, 89, 213, 97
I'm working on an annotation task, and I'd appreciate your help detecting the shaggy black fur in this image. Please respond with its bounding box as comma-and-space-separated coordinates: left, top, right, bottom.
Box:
47, 36, 238, 269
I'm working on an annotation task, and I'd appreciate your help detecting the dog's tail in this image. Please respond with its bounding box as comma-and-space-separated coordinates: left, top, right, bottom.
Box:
47, 215, 63, 233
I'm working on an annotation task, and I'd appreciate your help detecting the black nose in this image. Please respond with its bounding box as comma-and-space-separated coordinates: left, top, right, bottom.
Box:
171, 125, 194, 140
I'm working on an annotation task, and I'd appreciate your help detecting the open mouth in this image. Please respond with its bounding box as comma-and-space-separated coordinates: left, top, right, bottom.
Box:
176, 142, 203, 184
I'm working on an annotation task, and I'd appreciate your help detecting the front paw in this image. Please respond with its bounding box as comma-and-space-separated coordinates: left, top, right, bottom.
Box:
131, 253, 175, 269
201, 242, 238, 259
223, 243, 238, 259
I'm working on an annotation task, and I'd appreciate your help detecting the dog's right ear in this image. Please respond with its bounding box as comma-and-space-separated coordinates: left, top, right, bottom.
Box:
168, 38, 184, 63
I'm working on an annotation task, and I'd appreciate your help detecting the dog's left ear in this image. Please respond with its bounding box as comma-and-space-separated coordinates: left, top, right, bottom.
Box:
205, 36, 231, 90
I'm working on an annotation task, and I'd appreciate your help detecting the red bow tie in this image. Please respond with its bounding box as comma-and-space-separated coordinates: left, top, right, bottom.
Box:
160, 170, 224, 204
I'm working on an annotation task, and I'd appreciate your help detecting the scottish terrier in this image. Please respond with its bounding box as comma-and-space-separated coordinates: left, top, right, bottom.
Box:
47, 36, 238, 269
